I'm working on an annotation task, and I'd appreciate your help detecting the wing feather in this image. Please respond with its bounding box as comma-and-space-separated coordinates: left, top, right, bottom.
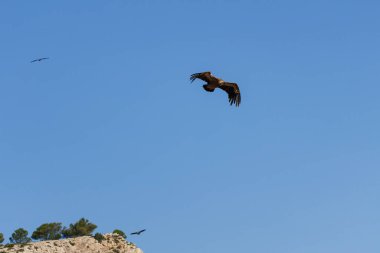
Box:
190, 72, 220, 84
219, 82, 241, 107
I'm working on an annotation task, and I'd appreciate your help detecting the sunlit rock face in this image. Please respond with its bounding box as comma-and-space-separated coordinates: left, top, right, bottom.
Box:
0, 233, 143, 253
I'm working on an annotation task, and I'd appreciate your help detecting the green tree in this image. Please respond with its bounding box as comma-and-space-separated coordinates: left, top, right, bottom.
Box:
112, 229, 127, 239
9, 228, 31, 244
0, 232, 4, 244
32, 223, 63, 241
62, 218, 97, 238
94, 233, 105, 243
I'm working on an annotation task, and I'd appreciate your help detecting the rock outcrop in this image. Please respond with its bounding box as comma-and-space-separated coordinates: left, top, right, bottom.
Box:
0, 233, 143, 253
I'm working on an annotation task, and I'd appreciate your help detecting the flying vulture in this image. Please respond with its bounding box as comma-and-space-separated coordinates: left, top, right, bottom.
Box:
131, 229, 146, 235
30, 57, 49, 63
190, 72, 241, 107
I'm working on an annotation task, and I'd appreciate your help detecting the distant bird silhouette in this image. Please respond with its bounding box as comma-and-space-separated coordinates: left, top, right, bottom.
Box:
30, 57, 49, 63
190, 72, 241, 107
130, 229, 146, 235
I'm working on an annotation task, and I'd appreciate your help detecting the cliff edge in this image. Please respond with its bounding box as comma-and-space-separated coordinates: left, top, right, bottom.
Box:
0, 233, 143, 253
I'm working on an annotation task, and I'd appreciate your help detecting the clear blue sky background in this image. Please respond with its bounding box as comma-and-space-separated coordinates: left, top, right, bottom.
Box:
0, 1, 379, 252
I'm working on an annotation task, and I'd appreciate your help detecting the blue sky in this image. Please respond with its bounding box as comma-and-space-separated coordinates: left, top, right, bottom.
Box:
0, 0, 379, 252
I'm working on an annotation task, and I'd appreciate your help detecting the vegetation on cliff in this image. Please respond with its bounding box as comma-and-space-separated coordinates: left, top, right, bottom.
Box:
62, 218, 97, 238
9, 228, 31, 244
1, 217, 134, 248
31, 222, 63, 241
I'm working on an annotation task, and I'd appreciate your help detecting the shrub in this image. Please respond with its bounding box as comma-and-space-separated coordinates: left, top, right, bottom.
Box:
112, 229, 127, 239
32, 223, 63, 241
0, 232, 4, 244
9, 228, 31, 244
94, 233, 105, 243
62, 218, 97, 238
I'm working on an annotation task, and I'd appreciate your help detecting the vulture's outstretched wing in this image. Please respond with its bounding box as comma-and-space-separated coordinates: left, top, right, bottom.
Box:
190, 72, 220, 84
219, 82, 241, 107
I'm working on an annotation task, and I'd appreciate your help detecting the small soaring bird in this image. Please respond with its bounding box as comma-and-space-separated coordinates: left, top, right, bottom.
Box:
190, 72, 241, 107
30, 57, 49, 63
131, 229, 146, 235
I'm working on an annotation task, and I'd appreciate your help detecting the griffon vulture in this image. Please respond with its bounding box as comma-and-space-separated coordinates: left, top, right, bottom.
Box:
190, 72, 241, 107
30, 57, 49, 63
131, 229, 146, 235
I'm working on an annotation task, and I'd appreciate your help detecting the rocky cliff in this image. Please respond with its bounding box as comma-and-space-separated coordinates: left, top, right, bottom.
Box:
0, 233, 143, 253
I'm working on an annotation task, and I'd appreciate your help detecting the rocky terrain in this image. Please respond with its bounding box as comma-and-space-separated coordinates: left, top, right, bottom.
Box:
0, 233, 143, 253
